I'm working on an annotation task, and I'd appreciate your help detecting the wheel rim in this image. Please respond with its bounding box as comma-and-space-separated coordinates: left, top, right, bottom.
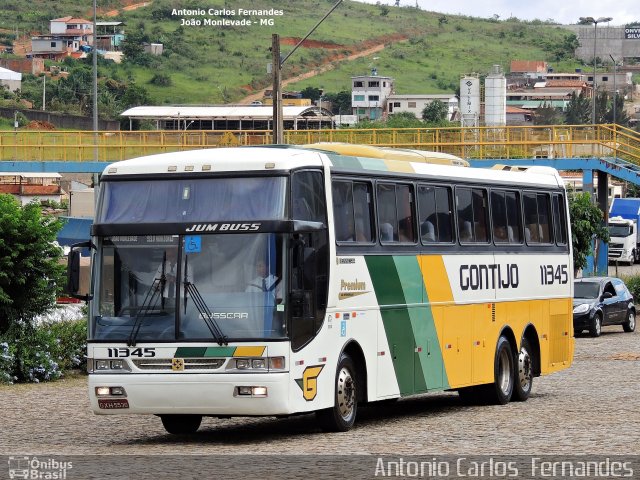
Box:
498, 347, 512, 395
595, 316, 601, 335
629, 312, 636, 330
337, 367, 356, 421
518, 347, 532, 392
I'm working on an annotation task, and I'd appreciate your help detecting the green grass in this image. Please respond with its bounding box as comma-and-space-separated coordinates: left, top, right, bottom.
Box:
4, 0, 582, 104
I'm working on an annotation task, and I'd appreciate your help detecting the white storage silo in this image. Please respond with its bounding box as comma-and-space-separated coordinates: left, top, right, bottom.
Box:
460, 75, 480, 127
484, 65, 506, 126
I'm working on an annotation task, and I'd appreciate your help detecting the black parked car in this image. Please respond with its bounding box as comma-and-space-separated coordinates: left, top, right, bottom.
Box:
573, 277, 636, 337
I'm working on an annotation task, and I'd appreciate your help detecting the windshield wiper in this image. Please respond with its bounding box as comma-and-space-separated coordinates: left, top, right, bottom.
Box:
128, 277, 163, 346
183, 256, 228, 346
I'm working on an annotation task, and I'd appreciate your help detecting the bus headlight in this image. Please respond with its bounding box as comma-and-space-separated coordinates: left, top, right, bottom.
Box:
227, 357, 285, 372
90, 359, 132, 373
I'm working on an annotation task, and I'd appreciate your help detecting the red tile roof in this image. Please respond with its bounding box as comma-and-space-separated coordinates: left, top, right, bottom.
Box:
545, 80, 587, 88
510, 60, 547, 73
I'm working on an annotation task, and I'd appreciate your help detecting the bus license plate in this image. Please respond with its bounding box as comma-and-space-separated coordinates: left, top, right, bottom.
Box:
98, 399, 129, 409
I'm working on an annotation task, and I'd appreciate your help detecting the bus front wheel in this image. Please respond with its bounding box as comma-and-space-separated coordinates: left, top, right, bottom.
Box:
160, 414, 202, 434
478, 336, 514, 405
317, 353, 357, 432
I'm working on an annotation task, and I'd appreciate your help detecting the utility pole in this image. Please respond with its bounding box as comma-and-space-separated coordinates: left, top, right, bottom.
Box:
271, 0, 343, 145
272, 34, 283, 144
609, 54, 617, 125
42, 74, 45, 111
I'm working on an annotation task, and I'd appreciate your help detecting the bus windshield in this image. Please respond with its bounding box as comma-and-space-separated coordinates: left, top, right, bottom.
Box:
93, 233, 287, 341
98, 177, 287, 223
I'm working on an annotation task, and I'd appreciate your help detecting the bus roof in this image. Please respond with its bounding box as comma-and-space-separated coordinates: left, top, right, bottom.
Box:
102, 145, 563, 188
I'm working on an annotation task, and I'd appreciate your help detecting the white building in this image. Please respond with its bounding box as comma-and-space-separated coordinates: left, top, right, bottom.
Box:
351, 72, 394, 121
0, 67, 21, 92
31, 16, 93, 58
386, 94, 458, 120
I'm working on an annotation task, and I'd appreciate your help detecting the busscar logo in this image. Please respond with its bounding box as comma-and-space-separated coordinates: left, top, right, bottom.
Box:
295, 365, 324, 401
8, 456, 72, 479
185, 222, 261, 233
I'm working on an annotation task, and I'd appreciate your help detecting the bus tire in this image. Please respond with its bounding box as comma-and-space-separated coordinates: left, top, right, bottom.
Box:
160, 414, 202, 434
478, 336, 514, 405
316, 353, 357, 432
512, 338, 534, 402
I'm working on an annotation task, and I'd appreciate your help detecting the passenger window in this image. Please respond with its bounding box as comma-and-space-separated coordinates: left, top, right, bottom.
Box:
331, 180, 373, 244
418, 185, 453, 243
377, 183, 398, 242
377, 183, 415, 243
523, 192, 552, 244
456, 187, 489, 243
491, 190, 522, 244
553, 194, 568, 245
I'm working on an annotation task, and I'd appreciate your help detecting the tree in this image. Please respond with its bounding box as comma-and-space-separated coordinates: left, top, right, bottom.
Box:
565, 92, 591, 125
323, 90, 351, 115
0, 195, 65, 334
421, 99, 448, 124
569, 191, 610, 275
534, 102, 563, 125
300, 86, 323, 102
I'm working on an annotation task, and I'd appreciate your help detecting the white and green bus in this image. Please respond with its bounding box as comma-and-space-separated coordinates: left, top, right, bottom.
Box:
68, 143, 574, 434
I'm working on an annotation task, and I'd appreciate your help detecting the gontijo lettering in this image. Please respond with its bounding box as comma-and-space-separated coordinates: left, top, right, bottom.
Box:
460, 264, 519, 290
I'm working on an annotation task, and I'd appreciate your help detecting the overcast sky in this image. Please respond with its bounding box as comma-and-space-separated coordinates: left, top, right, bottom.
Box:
354, 0, 638, 26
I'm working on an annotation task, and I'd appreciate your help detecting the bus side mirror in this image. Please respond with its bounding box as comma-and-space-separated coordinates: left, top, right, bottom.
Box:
67, 241, 93, 301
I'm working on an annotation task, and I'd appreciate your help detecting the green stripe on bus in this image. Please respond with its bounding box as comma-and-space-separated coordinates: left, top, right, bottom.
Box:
366, 256, 420, 395
366, 255, 449, 394
174, 346, 236, 357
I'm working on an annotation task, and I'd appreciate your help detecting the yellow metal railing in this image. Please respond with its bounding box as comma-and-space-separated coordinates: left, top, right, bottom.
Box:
1, 124, 639, 165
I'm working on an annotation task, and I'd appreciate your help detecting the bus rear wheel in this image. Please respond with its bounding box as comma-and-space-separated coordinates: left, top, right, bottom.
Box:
478, 336, 514, 405
317, 353, 357, 432
512, 338, 534, 401
160, 414, 202, 434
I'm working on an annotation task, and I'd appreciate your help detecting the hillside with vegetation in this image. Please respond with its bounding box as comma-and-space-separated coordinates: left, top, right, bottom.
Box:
0, 0, 584, 122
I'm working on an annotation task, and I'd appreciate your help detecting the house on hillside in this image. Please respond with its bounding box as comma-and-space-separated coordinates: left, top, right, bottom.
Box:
509, 60, 548, 81
31, 16, 93, 59
351, 71, 394, 120
96, 21, 125, 51
386, 94, 458, 121
0, 172, 62, 206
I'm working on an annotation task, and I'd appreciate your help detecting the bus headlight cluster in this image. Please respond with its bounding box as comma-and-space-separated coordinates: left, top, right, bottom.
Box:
95, 386, 127, 397
89, 358, 132, 373
234, 386, 268, 397
227, 356, 285, 372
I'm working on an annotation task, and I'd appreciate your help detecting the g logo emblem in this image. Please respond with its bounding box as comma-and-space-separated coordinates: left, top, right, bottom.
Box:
295, 365, 324, 401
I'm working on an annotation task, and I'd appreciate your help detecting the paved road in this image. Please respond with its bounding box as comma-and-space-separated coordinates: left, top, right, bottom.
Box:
1, 327, 639, 457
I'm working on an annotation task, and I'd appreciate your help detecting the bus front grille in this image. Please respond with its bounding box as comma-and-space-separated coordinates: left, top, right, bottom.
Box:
132, 358, 226, 370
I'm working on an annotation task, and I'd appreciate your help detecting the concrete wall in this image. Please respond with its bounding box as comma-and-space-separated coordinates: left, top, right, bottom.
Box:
0, 107, 120, 130
567, 25, 640, 62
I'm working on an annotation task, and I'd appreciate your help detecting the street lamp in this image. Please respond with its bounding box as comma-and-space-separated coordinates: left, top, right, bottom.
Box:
609, 53, 617, 125
580, 16, 613, 124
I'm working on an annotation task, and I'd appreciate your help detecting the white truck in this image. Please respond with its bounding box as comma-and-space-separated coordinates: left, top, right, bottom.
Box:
608, 198, 640, 265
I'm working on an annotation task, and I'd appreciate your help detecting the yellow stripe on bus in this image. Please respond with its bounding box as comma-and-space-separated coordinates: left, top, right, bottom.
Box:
233, 346, 266, 357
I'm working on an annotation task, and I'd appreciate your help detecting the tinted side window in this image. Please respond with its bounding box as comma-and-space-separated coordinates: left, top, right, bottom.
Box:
418, 185, 454, 243
457, 187, 489, 243
377, 183, 398, 242
331, 180, 374, 243
377, 183, 416, 244
353, 182, 374, 242
491, 190, 522, 244
523, 192, 552, 244
332, 181, 354, 242
292, 170, 326, 223
553, 194, 568, 245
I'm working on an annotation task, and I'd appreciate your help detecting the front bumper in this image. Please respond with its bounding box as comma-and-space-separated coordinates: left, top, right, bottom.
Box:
573, 312, 594, 331
89, 372, 291, 415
